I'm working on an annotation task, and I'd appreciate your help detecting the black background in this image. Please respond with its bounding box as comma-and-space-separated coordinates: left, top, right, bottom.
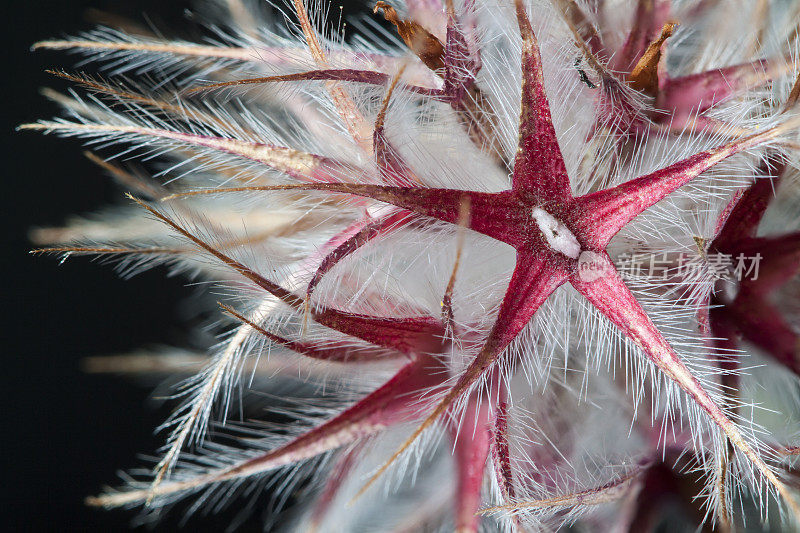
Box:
4, 1, 366, 531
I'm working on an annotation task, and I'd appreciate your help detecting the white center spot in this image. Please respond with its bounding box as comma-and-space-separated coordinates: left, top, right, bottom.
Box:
531, 207, 581, 259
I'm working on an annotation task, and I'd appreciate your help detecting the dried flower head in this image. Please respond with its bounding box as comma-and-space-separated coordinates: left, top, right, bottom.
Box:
24, 0, 800, 531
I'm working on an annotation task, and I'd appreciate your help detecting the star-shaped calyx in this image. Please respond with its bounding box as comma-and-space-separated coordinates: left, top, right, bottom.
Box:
87, 194, 501, 529
33, 11, 500, 517
189, 0, 502, 162
170, 0, 800, 510
560, 0, 795, 138
701, 157, 800, 378
480, 407, 800, 530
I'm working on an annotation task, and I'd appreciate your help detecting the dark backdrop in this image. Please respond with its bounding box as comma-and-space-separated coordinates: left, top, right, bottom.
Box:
4, 1, 366, 531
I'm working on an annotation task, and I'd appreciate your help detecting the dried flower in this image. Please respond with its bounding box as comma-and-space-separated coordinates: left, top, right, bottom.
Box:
24, 0, 800, 531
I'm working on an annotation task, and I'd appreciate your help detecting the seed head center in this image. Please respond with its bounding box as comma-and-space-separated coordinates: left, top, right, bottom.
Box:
531, 207, 581, 259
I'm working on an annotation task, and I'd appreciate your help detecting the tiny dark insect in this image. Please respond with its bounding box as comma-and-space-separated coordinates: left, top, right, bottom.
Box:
574, 57, 598, 89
